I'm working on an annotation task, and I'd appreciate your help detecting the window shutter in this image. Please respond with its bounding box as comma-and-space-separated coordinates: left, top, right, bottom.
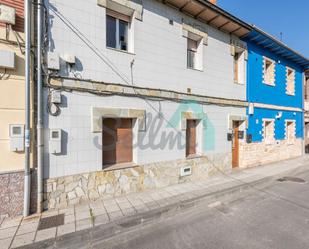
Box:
188, 39, 198, 52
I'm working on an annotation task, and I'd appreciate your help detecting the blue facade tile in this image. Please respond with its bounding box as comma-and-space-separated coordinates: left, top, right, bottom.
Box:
247, 107, 303, 142
244, 37, 305, 143
246, 42, 303, 109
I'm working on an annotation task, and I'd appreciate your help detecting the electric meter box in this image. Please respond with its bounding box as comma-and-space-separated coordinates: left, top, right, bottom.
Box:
49, 129, 62, 154
0, 4, 16, 25
0, 50, 15, 69
9, 124, 24, 152
51, 90, 62, 104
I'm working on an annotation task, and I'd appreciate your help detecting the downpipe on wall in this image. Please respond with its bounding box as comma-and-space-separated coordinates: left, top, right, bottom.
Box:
37, 0, 44, 213
23, 0, 31, 217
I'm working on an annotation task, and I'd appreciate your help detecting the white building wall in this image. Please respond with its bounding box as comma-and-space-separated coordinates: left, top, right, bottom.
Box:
46, 0, 246, 100
44, 90, 246, 178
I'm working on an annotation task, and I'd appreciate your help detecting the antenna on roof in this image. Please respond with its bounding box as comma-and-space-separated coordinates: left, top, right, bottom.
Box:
280, 32, 283, 42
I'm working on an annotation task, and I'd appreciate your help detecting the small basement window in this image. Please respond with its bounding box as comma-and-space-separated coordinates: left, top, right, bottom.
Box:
263, 120, 275, 144
263, 57, 275, 85
286, 67, 295, 95
106, 10, 130, 52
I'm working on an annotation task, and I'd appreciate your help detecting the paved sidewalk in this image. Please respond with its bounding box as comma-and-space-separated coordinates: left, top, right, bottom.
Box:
1, 156, 308, 249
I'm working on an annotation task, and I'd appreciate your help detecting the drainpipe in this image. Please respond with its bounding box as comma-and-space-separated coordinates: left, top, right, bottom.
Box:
23, 0, 31, 217
37, 0, 44, 213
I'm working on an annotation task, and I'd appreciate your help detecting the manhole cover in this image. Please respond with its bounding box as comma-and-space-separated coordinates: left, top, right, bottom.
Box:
38, 214, 64, 230
277, 176, 306, 183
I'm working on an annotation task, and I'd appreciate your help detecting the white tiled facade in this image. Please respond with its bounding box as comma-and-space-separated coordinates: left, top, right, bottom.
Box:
46, 0, 246, 100
44, 0, 247, 179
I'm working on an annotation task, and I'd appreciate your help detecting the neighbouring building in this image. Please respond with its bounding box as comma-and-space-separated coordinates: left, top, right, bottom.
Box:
305, 70, 309, 153
241, 27, 309, 167
0, 0, 35, 217
43, 0, 253, 209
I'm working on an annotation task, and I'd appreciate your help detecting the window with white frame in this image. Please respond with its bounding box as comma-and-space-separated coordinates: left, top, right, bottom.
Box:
106, 10, 130, 52
187, 38, 198, 69
263, 119, 275, 144
286, 120, 296, 143
186, 32, 203, 70
263, 57, 275, 85
286, 67, 295, 95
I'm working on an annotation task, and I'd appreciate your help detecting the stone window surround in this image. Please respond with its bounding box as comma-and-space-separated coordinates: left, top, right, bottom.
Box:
91, 107, 146, 133
286, 66, 296, 96
92, 107, 144, 168
98, 0, 142, 53
97, 0, 143, 20
181, 111, 206, 157
228, 114, 247, 132
262, 118, 275, 145
183, 24, 207, 71
285, 119, 296, 144
262, 57, 276, 86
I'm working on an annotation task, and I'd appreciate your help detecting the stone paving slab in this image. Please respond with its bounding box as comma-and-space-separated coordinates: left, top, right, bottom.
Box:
2, 156, 309, 249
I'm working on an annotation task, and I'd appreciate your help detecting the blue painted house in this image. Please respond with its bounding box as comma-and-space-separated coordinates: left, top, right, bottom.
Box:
241, 27, 309, 167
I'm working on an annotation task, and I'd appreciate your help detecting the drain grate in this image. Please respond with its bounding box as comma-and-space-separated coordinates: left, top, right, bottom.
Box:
38, 214, 65, 231
277, 176, 306, 183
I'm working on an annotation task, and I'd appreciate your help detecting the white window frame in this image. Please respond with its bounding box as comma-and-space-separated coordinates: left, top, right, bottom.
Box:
186, 32, 203, 71
262, 118, 275, 145
106, 9, 134, 53
262, 57, 276, 86
286, 67, 296, 96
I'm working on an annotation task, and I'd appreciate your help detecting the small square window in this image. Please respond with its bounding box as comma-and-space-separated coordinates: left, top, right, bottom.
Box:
263, 58, 275, 85
286, 68, 295, 95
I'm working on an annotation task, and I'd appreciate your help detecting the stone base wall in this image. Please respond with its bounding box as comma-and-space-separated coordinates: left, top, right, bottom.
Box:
0, 170, 38, 218
44, 153, 231, 210
0, 171, 24, 218
239, 139, 302, 168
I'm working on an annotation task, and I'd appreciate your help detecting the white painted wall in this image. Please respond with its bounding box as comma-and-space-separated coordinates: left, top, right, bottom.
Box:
43, 90, 246, 178
46, 0, 246, 100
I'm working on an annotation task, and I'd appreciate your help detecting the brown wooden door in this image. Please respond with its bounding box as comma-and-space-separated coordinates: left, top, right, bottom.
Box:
102, 118, 132, 166
232, 121, 239, 168
186, 120, 196, 157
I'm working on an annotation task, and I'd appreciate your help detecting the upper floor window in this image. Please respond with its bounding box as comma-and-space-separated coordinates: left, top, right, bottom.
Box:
187, 38, 198, 69
186, 32, 203, 71
263, 57, 275, 86
233, 48, 246, 85
106, 10, 130, 52
286, 67, 295, 96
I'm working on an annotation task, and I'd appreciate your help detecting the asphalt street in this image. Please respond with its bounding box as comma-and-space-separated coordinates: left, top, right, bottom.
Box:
98, 168, 309, 249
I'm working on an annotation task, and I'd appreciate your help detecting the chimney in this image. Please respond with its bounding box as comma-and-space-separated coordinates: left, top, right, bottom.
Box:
208, 0, 217, 4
